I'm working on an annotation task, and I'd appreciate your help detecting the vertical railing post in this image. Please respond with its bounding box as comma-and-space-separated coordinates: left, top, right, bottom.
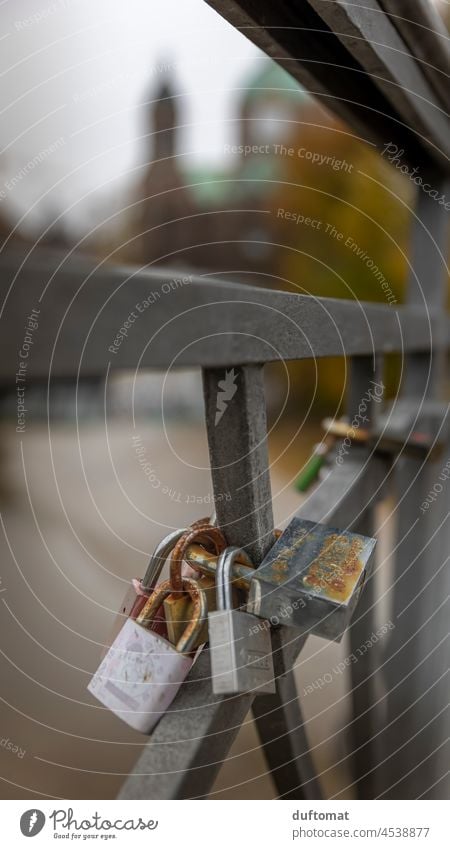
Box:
380, 181, 450, 799
202, 364, 276, 561
203, 364, 321, 799
346, 355, 383, 797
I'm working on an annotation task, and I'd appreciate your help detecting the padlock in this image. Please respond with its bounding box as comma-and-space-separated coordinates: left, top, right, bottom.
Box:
164, 574, 217, 648
169, 523, 227, 591
128, 528, 187, 620
102, 528, 186, 657
161, 520, 227, 647
88, 576, 207, 734
247, 517, 377, 641
208, 547, 276, 695
110, 516, 217, 633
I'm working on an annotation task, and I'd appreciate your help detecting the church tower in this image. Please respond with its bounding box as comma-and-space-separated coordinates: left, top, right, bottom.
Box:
135, 73, 198, 268
152, 80, 177, 160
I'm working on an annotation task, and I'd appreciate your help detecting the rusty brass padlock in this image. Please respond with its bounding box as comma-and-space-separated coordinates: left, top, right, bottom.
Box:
162, 519, 228, 648
102, 516, 221, 658
164, 574, 217, 648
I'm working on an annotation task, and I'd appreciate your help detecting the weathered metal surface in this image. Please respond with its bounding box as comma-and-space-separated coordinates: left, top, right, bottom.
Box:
373, 399, 450, 460
208, 547, 276, 695
203, 363, 317, 796
300, 448, 390, 530
137, 577, 207, 653
0, 0, 444, 804
378, 0, 450, 111
379, 184, 450, 799
0, 248, 444, 383
119, 362, 313, 799
118, 648, 255, 799
248, 518, 377, 640
402, 181, 450, 399
209, 608, 276, 694
205, 0, 449, 171
307, 0, 450, 161
345, 356, 382, 799
202, 365, 276, 564
324, 400, 450, 461
251, 660, 323, 800
119, 454, 380, 799
185, 544, 254, 590
164, 575, 217, 648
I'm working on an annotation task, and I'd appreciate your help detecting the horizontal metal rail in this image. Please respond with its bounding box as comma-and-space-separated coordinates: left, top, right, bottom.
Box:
0, 248, 445, 382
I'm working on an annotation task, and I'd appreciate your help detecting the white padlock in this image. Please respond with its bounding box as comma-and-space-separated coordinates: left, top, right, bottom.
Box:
88, 576, 207, 734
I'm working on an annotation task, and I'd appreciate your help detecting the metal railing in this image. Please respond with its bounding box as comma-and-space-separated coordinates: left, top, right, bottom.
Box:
1, 0, 448, 800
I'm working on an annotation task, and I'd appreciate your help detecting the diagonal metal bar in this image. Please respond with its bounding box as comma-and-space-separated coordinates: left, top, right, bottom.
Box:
251, 652, 323, 800
205, 0, 449, 171
307, 0, 449, 158
378, 0, 450, 112
117, 648, 254, 799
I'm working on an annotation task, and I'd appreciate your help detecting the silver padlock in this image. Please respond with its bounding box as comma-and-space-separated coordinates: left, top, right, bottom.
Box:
208, 547, 276, 695
88, 576, 207, 734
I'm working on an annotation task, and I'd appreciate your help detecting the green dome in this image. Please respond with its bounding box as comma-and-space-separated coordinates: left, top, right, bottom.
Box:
242, 59, 307, 105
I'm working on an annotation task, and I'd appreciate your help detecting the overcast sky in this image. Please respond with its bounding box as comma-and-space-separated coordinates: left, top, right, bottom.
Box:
1, 0, 446, 237
0, 0, 262, 233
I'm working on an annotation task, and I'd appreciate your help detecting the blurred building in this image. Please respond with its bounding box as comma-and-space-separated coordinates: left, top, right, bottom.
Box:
134, 63, 312, 279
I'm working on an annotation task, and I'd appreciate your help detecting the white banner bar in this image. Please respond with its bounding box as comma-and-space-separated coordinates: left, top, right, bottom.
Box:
0, 799, 445, 848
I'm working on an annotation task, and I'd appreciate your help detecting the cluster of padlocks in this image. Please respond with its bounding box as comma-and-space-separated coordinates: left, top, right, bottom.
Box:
88, 514, 377, 734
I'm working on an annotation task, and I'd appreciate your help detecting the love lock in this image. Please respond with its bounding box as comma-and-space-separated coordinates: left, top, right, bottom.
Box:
247, 517, 376, 642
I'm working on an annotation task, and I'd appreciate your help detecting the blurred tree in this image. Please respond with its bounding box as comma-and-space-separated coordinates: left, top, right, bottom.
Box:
268, 103, 413, 412
272, 105, 411, 305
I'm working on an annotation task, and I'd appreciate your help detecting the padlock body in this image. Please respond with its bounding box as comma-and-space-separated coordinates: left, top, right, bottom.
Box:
88, 618, 192, 733
102, 579, 167, 659
208, 609, 275, 694
248, 517, 376, 641
164, 575, 217, 648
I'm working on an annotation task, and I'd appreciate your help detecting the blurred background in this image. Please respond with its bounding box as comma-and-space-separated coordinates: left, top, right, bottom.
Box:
0, 0, 448, 799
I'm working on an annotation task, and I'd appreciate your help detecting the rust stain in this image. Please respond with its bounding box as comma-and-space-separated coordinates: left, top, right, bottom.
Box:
271, 531, 309, 570
272, 559, 288, 572
302, 534, 364, 603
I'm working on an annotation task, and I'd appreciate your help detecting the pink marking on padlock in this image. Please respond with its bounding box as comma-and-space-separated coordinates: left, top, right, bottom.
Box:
88, 618, 193, 733
88, 577, 207, 734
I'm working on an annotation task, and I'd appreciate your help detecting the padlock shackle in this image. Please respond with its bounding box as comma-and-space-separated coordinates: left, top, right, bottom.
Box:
216, 547, 248, 612
185, 544, 254, 589
144, 515, 220, 590
169, 524, 227, 591
142, 528, 186, 589
137, 577, 208, 653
